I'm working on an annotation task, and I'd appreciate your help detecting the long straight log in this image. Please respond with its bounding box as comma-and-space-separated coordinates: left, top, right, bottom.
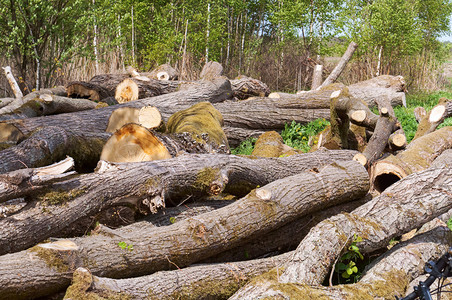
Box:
0, 150, 358, 254
0, 160, 368, 299
66, 252, 291, 300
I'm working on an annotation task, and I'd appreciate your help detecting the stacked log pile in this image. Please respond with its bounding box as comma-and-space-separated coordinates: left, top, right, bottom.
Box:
0, 61, 451, 300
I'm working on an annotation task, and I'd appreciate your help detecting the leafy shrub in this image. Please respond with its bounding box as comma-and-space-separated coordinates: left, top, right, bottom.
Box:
281, 119, 330, 152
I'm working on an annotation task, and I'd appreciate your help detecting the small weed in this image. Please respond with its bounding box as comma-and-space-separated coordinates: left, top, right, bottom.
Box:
231, 137, 257, 155
118, 241, 133, 251
169, 217, 176, 224
447, 217, 452, 231
281, 119, 330, 152
334, 234, 364, 284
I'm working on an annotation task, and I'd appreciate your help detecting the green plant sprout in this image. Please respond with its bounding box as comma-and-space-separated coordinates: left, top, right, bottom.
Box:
118, 241, 133, 252
335, 234, 364, 282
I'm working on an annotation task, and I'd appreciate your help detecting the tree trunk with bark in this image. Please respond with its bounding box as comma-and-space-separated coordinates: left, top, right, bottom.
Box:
200, 61, 223, 80
66, 74, 130, 101
311, 64, 323, 90
0, 126, 109, 174
146, 64, 179, 81
230, 76, 270, 99
0, 160, 368, 299
0, 150, 358, 254
0, 95, 101, 121
230, 221, 452, 299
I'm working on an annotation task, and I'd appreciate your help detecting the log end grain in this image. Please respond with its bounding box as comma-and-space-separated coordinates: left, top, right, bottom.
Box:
106, 107, 140, 133
100, 123, 172, 163
115, 78, 138, 103
371, 159, 408, 193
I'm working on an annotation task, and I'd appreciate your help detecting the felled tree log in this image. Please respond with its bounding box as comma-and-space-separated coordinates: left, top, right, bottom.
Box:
0, 160, 368, 299
348, 75, 407, 107
230, 75, 270, 99
274, 164, 451, 286
413, 97, 452, 140
0, 86, 67, 115
414, 106, 427, 123
0, 78, 232, 148
200, 61, 223, 80
372, 126, 452, 192
311, 64, 323, 90
0, 151, 358, 254
114, 78, 163, 103
167, 102, 229, 149
0, 126, 109, 174
230, 221, 452, 299
65, 252, 291, 300
317, 41, 358, 90
0, 97, 14, 109
326, 87, 379, 149
0, 95, 101, 121
353, 106, 399, 167
66, 74, 130, 101
106, 106, 164, 133
147, 64, 179, 81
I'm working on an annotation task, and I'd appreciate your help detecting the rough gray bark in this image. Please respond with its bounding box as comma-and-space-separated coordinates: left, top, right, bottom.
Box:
147, 64, 179, 80
0, 95, 100, 121
277, 164, 451, 285
0, 150, 358, 255
200, 61, 223, 80
0, 126, 109, 174
230, 76, 270, 99
0, 160, 368, 300
311, 64, 323, 90
413, 97, 452, 140
0, 98, 14, 109
230, 221, 452, 300
65, 252, 291, 300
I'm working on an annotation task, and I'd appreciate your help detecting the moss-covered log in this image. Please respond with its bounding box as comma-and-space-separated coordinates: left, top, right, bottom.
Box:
274, 164, 451, 286
0, 150, 358, 255
65, 251, 291, 300
251, 131, 298, 157
372, 126, 452, 193
230, 222, 452, 299
0, 160, 368, 299
167, 102, 229, 150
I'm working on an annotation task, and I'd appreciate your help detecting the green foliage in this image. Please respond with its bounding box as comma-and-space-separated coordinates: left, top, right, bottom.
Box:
169, 217, 176, 224
334, 234, 364, 283
118, 241, 133, 252
231, 137, 257, 155
447, 217, 452, 231
281, 119, 330, 152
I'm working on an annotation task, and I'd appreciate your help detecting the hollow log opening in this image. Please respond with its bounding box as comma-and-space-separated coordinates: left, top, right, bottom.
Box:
373, 172, 402, 193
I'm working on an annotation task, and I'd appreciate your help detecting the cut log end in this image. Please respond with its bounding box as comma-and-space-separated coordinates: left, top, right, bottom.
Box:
380, 107, 389, 116
353, 153, 367, 166
138, 106, 163, 129
429, 105, 446, 123
157, 71, 169, 81
115, 79, 139, 103
351, 110, 367, 123
268, 92, 281, 99
372, 161, 407, 193
389, 133, 407, 148
100, 123, 172, 163
106, 107, 140, 133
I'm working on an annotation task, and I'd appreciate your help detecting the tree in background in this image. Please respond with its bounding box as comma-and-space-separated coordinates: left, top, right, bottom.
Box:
0, 0, 450, 95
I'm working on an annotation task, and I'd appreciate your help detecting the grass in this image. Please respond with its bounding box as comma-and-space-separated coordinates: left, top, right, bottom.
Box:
231, 89, 451, 155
